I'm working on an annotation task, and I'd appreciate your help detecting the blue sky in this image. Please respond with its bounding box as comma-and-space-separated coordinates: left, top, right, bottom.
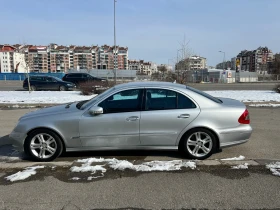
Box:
1, 0, 280, 66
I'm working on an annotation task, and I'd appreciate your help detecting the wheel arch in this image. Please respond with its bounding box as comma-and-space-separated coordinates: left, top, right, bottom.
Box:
178, 126, 220, 152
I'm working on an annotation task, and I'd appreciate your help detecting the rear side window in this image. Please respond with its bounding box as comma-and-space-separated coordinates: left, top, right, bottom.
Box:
146, 89, 196, 110
30, 76, 44, 81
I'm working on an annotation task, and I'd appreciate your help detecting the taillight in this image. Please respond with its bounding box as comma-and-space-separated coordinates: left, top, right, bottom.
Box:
238, 109, 250, 124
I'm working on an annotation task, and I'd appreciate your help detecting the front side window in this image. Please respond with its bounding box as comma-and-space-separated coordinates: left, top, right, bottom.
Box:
98, 89, 143, 114
146, 89, 196, 111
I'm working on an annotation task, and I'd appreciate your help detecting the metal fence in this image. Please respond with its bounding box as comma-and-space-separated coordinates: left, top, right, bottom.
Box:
0, 73, 65, 81
68, 69, 137, 80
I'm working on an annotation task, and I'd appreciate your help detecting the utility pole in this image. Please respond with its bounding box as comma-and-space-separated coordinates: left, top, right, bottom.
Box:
114, 0, 117, 85
219, 51, 226, 69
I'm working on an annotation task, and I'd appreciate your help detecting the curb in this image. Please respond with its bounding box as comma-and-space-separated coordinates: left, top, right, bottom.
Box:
1, 159, 279, 170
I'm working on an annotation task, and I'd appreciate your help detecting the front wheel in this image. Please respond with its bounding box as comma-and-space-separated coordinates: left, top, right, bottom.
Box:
59, 86, 66, 91
24, 129, 63, 162
180, 128, 217, 160
30, 85, 36, 91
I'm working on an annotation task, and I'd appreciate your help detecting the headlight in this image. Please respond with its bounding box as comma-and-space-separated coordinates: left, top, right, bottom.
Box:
67, 84, 72, 86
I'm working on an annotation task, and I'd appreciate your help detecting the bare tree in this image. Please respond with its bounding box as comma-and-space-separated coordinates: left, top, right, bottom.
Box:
19, 44, 31, 92
157, 65, 168, 80
175, 35, 193, 84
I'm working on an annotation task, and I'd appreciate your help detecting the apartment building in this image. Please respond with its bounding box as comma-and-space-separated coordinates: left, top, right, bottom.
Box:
1, 43, 129, 73
236, 47, 273, 73
128, 59, 157, 75
26, 46, 48, 72
176, 55, 207, 70
0, 45, 26, 73
97, 45, 128, 70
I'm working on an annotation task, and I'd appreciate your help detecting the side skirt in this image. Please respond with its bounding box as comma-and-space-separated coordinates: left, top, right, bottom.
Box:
66, 146, 178, 152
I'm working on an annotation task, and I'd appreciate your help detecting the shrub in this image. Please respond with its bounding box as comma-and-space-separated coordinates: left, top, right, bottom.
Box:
79, 80, 113, 95
274, 83, 280, 93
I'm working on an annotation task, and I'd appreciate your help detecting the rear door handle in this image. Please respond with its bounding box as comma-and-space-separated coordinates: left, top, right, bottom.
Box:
126, 116, 139, 121
178, 114, 190, 118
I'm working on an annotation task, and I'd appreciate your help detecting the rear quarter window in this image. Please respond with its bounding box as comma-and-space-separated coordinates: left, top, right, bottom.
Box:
186, 86, 222, 103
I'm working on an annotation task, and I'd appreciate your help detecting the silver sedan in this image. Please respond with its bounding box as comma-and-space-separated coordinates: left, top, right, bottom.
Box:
9, 82, 252, 161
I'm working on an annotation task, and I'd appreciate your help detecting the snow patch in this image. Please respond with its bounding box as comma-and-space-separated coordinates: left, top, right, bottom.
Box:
249, 103, 280, 107
0, 90, 280, 105
266, 162, 280, 177
221, 155, 245, 161
205, 90, 280, 102
0, 91, 95, 104
5, 166, 45, 182
71, 158, 196, 179
70, 177, 81, 181
231, 163, 249, 169
87, 173, 105, 180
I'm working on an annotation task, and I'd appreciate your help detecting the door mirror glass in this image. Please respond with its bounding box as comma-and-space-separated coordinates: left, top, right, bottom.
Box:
89, 106, 103, 116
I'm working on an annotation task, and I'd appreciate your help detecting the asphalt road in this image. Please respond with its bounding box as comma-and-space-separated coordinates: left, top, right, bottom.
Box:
0, 80, 279, 91
1, 107, 280, 161
0, 166, 279, 210
0, 107, 280, 209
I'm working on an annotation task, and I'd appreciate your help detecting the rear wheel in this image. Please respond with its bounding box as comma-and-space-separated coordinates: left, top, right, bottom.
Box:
180, 128, 217, 160
24, 129, 63, 162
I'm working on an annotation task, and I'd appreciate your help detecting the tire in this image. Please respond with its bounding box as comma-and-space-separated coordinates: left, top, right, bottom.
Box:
180, 128, 217, 160
24, 129, 63, 162
30, 85, 36, 91
59, 86, 66, 91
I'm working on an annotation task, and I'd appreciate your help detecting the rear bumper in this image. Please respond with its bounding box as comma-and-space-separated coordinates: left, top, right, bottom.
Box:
218, 125, 252, 148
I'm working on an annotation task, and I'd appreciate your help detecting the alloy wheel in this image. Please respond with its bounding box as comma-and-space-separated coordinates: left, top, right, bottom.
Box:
30, 133, 57, 159
186, 132, 213, 158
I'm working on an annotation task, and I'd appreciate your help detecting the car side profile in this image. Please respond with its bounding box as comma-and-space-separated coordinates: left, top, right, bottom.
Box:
23, 75, 75, 91
10, 82, 252, 162
62, 73, 107, 86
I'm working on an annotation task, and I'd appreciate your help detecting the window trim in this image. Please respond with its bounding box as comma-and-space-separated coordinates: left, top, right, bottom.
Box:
97, 88, 144, 114
144, 88, 197, 111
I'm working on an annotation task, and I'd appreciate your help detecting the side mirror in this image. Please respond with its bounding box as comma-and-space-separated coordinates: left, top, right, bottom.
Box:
89, 106, 103, 116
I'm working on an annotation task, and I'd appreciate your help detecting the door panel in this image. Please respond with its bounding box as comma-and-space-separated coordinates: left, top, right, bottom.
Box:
140, 88, 200, 146
140, 109, 200, 146
79, 88, 143, 147
79, 111, 140, 147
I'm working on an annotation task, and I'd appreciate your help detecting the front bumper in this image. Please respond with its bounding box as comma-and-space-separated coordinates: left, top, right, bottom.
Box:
9, 131, 26, 152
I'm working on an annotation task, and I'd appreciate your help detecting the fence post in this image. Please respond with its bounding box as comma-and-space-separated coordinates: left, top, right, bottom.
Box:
19, 75, 21, 81
4, 75, 6, 81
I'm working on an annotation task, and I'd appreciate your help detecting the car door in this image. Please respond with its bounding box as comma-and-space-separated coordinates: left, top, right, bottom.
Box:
140, 88, 200, 146
79, 88, 143, 147
45, 77, 58, 90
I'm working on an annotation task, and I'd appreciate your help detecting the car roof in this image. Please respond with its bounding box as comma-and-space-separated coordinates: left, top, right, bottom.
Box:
66, 73, 89, 75
115, 81, 186, 89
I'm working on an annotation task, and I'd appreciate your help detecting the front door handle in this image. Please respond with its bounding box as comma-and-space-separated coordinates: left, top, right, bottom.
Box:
126, 116, 139, 121
178, 114, 190, 119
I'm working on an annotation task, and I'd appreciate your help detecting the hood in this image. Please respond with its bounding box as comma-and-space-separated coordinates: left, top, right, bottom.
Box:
217, 97, 245, 108
19, 103, 78, 121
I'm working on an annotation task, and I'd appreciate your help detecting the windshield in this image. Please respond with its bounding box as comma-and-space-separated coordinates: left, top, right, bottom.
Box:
79, 87, 116, 110
186, 86, 222, 103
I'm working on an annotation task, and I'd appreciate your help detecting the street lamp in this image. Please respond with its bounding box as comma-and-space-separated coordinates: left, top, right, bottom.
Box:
114, 0, 117, 84
218, 51, 226, 69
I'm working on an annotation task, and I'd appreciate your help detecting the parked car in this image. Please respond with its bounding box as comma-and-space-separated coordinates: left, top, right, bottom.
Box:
10, 82, 252, 161
62, 73, 107, 86
23, 75, 75, 91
